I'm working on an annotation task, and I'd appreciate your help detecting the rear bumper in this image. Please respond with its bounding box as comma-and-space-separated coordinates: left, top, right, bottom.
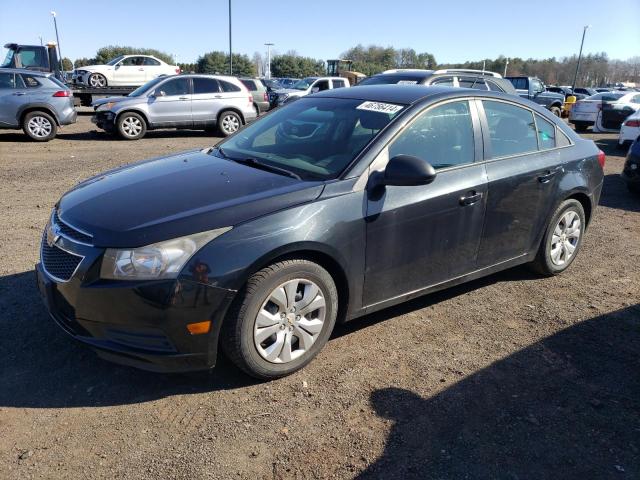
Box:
60, 108, 77, 126
622, 153, 640, 187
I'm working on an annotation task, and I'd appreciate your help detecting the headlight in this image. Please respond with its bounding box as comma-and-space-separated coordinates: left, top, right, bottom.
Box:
100, 227, 231, 280
279, 93, 289, 101
96, 102, 116, 111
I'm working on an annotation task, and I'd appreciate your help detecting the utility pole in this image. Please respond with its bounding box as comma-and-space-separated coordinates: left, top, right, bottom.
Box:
50, 11, 63, 74
228, 0, 232, 75
264, 43, 274, 79
39, 35, 43, 46
572, 25, 591, 90
504, 58, 509, 77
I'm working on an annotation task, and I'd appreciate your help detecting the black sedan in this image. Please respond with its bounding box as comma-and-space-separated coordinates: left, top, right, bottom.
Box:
622, 138, 640, 193
36, 85, 605, 379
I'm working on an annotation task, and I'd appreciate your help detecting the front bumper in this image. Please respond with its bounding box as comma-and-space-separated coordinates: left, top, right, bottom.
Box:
92, 111, 116, 132
36, 242, 236, 372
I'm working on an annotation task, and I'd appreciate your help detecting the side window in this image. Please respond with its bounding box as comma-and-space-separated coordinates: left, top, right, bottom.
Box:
0, 72, 16, 89
20, 74, 41, 88
486, 80, 505, 92
431, 76, 455, 87
482, 100, 537, 158
535, 114, 556, 150
193, 77, 220, 94
509, 78, 527, 90
17, 47, 41, 67
314, 80, 330, 91
333, 79, 346, 89
158, 78, 190, 96
389, 100, 475, 170
459, 77, 488, 90
631, 95, 640, 104
530, 79, 543, 92
143, 57, 161, 66
556, 129, 572, 147
219, 80, 241, 92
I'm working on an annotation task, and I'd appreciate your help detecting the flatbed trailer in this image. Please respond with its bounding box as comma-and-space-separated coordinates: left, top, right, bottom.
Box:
69, 84, 137, 106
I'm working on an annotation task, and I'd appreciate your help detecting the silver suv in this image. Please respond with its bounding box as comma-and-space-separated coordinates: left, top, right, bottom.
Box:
92, 74, 257, 140
0, 68, 76, 141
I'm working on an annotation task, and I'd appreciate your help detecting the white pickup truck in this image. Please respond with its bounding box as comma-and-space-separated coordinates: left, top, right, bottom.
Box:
272, 76, 350, 107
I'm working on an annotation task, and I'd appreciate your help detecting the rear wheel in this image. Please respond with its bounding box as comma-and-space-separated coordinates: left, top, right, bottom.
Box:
221, 259, 338, 379
530, 199, 586, 276
22, 111, 57, 141
550, 106, 562, 117
574, 123, 589, 133
117, 112, 147, 140
88, 73, 107, 88
217, 110, 242, 137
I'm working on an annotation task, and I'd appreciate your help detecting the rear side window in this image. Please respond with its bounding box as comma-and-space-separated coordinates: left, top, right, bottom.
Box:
20, 74, 42, 88
219, 80, 241, 92
482, 100, 537, 158
431, 76, 455, 87
240, 79, 257, 91
486, 80, 505, 92
535, 114, 556, 150
0, 72, 16, 88
193, 77, 220, 94
333, 79, 346, 88
509, 78, 527, 90
556, 129, 571, 147
459, 77, 488, 90
143, 57, 161, 66
389, 100, 475, 170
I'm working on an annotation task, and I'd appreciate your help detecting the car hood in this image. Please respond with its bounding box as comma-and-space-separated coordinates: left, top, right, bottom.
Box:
92, 96, 131, 107
57, 150, 324, 248
75, 65, 109, 72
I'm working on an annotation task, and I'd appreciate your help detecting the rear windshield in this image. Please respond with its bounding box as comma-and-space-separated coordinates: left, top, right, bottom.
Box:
586, 92, 625, 101
215, 97, 405, 180
358, 74, 427, 86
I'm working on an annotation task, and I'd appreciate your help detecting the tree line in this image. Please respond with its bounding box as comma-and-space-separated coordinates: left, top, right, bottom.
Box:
67, 45, 639, 87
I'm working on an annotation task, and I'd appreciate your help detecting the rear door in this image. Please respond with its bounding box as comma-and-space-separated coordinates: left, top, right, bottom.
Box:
476, 99, 563, 267
363, 99, 488, 306
146, 77, 192, 126
217, 78, 249, 113
192, 77, 223, 126
0, 72, 23, 126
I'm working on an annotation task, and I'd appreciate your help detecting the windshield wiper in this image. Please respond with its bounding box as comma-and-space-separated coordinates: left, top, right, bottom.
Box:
215, 148, 301, 180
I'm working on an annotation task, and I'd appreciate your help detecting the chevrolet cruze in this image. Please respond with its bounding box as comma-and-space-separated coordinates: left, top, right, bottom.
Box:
36, 85, 604, 379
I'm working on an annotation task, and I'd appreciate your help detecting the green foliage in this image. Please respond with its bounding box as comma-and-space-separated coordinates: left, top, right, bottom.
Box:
270, 55, 325, 78
196, 51, 255, 76
178, 63, 198, 74
93, 46, 175, 65
61, 57, 73, 71
341, 45, 437, 76
73, 57, 95, 67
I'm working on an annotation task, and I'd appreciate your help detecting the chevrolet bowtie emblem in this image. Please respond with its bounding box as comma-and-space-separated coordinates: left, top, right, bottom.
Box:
46, 223, 61, 248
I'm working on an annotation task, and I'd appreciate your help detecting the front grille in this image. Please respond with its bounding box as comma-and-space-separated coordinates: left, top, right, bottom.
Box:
41, 236, 83, 281
54, 211, 93, 244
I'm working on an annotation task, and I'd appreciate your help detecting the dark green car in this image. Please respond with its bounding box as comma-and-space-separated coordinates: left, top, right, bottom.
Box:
240, 77, 270, 115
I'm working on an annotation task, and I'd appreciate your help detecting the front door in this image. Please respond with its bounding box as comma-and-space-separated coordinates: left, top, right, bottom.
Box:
146, 77, 192, 126
363, 99, 488, 307
476, 99, 562, 267
114, 56, 147, 85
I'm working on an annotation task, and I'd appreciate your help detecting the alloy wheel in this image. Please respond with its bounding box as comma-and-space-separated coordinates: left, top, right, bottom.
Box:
121, 116, 143, 137
27, 116, 53, 138
550, 210, 581, 266
89, 74, 106, 88
253, 279, 326, 364
221, 114, 240, 134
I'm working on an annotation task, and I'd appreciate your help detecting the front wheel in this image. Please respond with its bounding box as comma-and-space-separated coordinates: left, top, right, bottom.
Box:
23, 111, 57, 141
530, 199, 586, 276
88, 73, 107, 88
117, 112, 147, 140
550, 106, 562, 117
221, 259, 339, 379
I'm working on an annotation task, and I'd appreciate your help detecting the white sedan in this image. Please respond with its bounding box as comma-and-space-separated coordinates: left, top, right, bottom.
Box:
619, 109, 640, 146
72, 55, 180, 88
569, 91, 640, 132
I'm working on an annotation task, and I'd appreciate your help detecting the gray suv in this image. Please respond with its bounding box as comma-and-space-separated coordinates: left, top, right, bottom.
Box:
92, 74, 257, 140
0, 68, 76, 141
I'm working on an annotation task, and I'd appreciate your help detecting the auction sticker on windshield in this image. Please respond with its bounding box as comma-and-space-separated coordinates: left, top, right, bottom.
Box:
357, 101, 404, 114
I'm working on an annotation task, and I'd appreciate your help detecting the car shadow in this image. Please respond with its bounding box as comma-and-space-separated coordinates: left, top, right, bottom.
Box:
358, 304, 640, 479
598, 174, 640, 213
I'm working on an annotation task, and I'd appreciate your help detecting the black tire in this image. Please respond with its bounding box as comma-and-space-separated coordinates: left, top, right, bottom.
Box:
88, 73, 107, 88
22, 111, 57, 142
217, 110, 242, 137
550, 106, 562, 117
574, 124, 589, 133
221, 259, 339, 379
116, 112, 147, 140
530, 199, 586, 276
627, 183, 640, 195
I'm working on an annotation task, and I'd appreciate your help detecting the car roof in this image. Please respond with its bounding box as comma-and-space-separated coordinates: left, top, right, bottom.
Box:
311, 84, 477, 104
372, 70, 434, 79
0, 67, 50, 76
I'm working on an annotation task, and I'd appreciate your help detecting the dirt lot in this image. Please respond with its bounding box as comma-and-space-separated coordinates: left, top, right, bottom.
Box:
0, 112, 638, 479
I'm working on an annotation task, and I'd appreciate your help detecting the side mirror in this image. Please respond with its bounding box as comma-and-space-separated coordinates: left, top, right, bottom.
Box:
152, 90, 166, 98
383, 155, 437, 187
311, 87, 320, 93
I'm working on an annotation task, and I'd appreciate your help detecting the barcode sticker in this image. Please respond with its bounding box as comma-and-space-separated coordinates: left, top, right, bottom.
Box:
356, 101, 403, 114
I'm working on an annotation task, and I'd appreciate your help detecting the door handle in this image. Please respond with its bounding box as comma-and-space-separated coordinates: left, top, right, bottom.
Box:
538, 169, 559, 183
138, 68, 144, 71
178, 96, 190, 100
459, 191, 483, 206
13, 92, 26, 96
214, 95, 223, 98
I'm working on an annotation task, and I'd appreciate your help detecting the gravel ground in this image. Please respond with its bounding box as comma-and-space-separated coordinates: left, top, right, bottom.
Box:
0, 112, 638, 479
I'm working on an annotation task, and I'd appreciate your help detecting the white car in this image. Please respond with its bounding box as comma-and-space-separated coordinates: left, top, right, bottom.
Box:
272, 77, 350, 106
72, 55, 180, 88
569, 91, 640, 132
619, 109, 640, 146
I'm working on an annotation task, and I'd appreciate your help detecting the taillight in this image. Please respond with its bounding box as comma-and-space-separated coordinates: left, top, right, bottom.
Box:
625, 119, 640, 127
597, 150, 606, 169
175, 67, 181, 74
52, 90, 71, 97
249, 94, 253, 105
263, 92, 268, 102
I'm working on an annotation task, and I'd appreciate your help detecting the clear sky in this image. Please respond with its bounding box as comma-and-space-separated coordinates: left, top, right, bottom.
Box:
1, 0, 638, 65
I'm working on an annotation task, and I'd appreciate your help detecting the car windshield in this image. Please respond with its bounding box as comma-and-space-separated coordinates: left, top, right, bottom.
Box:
358, 74, 426, 86
127, 77, 166, 97
213, 97, 405, 180
1, 49, 14, 68
586, 92, 625, 101
292, 78, 316, 90
106, 55, 125, 66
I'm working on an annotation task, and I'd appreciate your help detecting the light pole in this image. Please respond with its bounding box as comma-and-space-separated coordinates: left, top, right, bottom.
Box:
50, 11, 63, 74
264, 43, 274, 79
39, 35, 43, 46
504, 57, 509, 77
228, 0, 232, 75
572, 25, 591, 90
